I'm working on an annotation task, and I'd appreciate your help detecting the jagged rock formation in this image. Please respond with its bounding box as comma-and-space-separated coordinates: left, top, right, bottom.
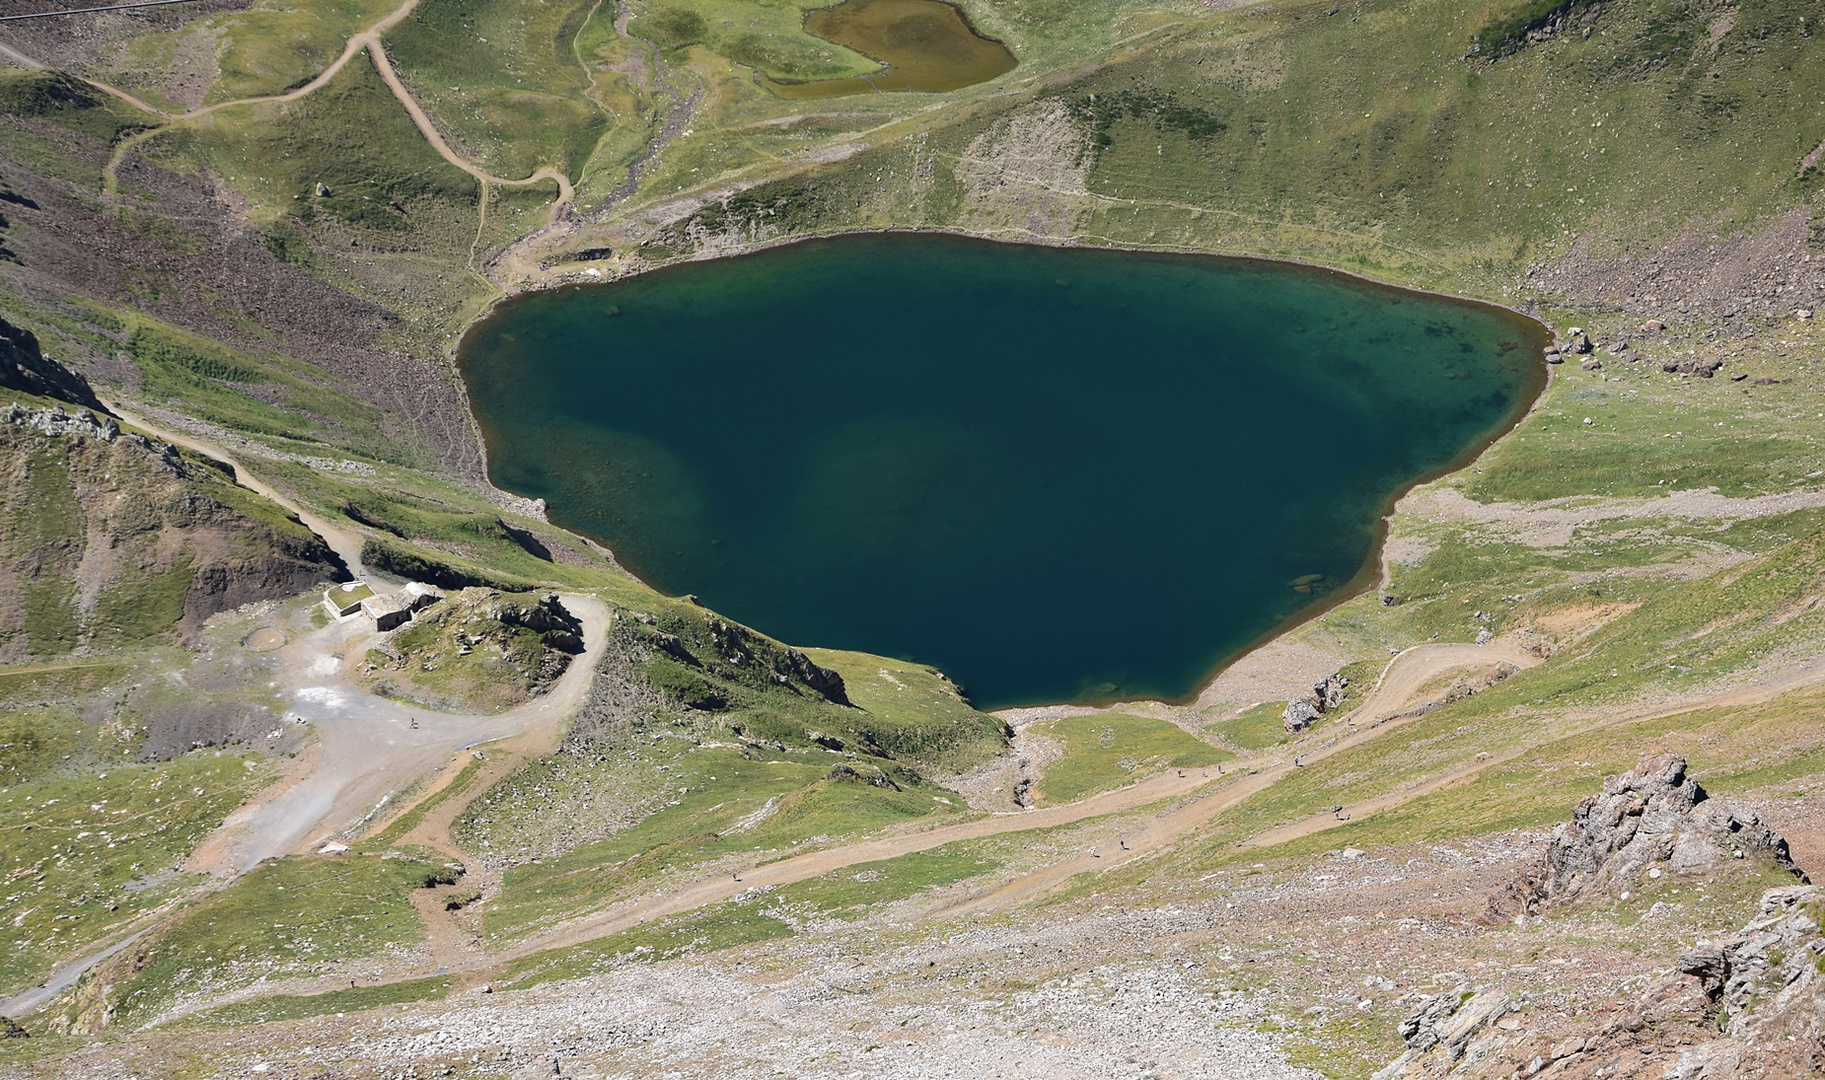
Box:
0, 316, 104, 411
1486, 753, 1805, 921
1373, 988, 1518, 1080
0, 401, 117, 441
1376, 757, 1814, 1080
1284, 673, 1348, 732
1376, 886, 1825, 1080
1661, 885, 1825, 1078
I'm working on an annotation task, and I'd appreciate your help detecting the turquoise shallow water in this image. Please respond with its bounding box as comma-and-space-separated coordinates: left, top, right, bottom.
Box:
460, 235, 1544, 709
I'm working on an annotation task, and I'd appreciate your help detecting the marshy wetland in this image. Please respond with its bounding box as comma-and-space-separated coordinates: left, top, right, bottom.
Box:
763, 0, 1017, 97
461, 235, 1545, 708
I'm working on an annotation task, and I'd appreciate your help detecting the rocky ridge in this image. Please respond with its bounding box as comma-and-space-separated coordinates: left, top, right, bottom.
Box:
1376, 884, 1825, 1080
1486, 753, 1805, 922
0, 315, 104, 412
1374, 755, 1814, 1080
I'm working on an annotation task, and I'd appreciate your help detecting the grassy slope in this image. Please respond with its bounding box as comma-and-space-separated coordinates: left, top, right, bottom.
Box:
384, 0, 612, 181
81, 851, 454, 1027
0, 749, 277, 995
621, 0, 1823, 299
1031, 712, 1231, 804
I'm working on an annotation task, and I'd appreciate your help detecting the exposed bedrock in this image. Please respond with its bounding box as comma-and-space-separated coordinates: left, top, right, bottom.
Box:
1486, 752, 1805, 921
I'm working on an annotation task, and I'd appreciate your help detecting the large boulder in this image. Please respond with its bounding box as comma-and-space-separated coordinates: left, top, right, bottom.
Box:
1282, 698, 1319, 732
1486, 753, 1805, 921
0, 316, 105, 412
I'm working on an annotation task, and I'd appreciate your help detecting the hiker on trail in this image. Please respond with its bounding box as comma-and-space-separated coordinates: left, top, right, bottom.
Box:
410, 717, 418, 729
1090, 848, 1099, 858
1294, 755, 1302, 767
733, 871, 740, 882
1119, 839, 1128, 850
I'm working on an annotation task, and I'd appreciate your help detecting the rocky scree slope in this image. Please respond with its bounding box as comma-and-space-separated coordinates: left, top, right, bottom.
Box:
1377, 753, 1813, 1080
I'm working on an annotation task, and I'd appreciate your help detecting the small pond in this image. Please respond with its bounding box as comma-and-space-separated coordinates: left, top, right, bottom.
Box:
764, 0, 1017, 97
459, 235, 1545, 709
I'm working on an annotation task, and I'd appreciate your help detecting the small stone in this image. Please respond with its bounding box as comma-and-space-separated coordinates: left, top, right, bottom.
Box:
1582, 359, 1602, 371
314, 181, 331, 197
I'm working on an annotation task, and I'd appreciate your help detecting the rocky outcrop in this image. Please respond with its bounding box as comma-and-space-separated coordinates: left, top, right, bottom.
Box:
1486, 753, 1804, 922
481, 592, 586, 654
1660, 886, 1825, 1078
1284, 673, 1349, 732
1282, 698, 1319, 732
1376, 887, 1825, 1080
0, 402, 118, 441
0, 316, 104, 412
1374, 989, 1517, 1080
1374, 753, 1814, 1080
826, 762, 899, 790
1662, 356, 1725, 378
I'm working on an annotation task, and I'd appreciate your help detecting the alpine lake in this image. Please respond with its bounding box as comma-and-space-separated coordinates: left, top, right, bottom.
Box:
460, 235, 1546, 709
762, 0, 1018, 98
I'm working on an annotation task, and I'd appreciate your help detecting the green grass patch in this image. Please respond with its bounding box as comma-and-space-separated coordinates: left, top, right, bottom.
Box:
87, 558, 195, 647
500, 842, 997, 988
0, 660, 133, 715
0, 753, 278, 992
0, 69, 153, 144
180, 975, 452, 1028
188, 51, 479, 238
500, 899, 797, 987
1028, 713, 1230, 805
474, 743, 963, 940
803, 648, 1009, 772
103, 851, 449, 1025
1206, 702, 1290, 753
385, 0, 612, 180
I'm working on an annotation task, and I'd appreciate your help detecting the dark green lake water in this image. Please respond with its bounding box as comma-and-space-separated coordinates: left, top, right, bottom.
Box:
460, 235, 1544, 709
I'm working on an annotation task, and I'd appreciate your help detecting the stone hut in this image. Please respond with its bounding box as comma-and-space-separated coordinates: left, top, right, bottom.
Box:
360, 592, 409, 632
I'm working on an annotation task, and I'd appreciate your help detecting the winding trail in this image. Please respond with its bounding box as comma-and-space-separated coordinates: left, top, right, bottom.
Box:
100, 398, 368, 577
0, 402, 608, 1017
8, 0, 574, 213
374, 641, 1552, 971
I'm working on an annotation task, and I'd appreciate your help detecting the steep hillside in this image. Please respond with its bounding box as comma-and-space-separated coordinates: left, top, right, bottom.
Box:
0, 318, 343, 656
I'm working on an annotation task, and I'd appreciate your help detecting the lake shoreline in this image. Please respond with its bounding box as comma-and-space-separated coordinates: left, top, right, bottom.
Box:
456, 227, 1555, 714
